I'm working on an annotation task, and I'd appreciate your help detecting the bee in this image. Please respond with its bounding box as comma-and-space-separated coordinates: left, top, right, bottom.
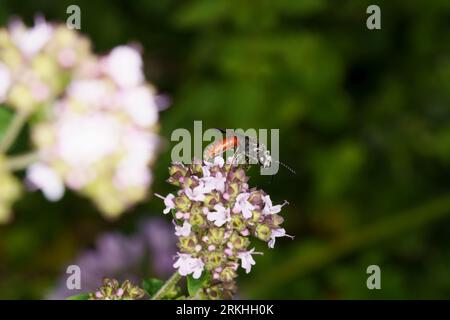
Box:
203, 128, 295, 174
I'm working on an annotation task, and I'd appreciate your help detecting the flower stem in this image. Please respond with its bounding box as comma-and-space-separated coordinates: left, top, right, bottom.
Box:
5, 151, 39, 171
151, 272, 182, 300
0, 111, 28, 154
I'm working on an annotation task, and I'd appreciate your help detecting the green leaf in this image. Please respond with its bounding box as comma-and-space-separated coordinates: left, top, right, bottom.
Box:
67, 293, 90, 300
0, 107, 13, 141
142, 278, 164, 297
187, 272, 210, 296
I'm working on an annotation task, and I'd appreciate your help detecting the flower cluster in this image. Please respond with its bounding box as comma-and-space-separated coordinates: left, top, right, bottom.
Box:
89, 278, 146, 300
0, 16, 90, 113
0, 17, 162, 219
158, 157, 291, 299
0, 155, 21, 222
27, 45, 160, 217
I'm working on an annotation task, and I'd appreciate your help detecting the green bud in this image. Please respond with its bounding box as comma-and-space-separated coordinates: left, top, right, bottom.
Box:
233, 168, 247, 182
272, 214, 284, 226
251, 210, 262, 223
221, 281, 238, 300
248, 190, 264, 207
175, 194, 191, 212
191, 202, 203, 216
89, 278, 145, 300
255, 224, 271, 242
205, 251, 225, 270
204, 191, 220, 209
169, 163, 188, 177
182, 176, 197, 189
191, 162, 203, 175
227, 182, 240, 199
220, 267, 237, 282
178, 235, 198, 253
229, 233, 249, 250
189, 211, 205, 227
230, 215, 246, 232
168, 164, 188, 186
205, 285, 222, 300
208, 228, 225, 245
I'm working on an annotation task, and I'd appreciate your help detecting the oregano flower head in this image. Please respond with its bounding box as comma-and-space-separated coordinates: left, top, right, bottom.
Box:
89, 278, 146, 300
157, 157, 292, 299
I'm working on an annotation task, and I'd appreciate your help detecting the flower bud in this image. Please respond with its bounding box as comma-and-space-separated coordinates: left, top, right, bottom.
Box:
168, 163, 188, 186
250, 210, 262, 224
205, 285, 222, 300
175, 194, 191, 212
229, 232, 250, 251
248, 190, 265, 208
191, 162, 203, 175
203, 191, 220, 209
255, 223, 271, 242
226, 182, 240, 199
169, 163, 188, 177
189, 211, 206, 228
232, 168, 247, 182
219, 267, 237, 282
89, 278, 145, 300
230, 215, 246, 232
182, 176, 198, 189
205, 251, 225, 270
178, 235, 198, 253
271, 214, 284, 226
208, 227, 225, 245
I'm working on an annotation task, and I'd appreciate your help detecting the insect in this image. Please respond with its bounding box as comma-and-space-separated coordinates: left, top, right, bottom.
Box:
203, 128, 296, 174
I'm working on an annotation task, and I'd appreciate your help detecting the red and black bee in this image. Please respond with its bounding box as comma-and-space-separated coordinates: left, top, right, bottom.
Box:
203, 128, 295, 174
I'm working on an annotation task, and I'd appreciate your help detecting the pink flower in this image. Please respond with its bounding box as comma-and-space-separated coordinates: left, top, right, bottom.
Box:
262, 195, 286, 215
173, 253, 204, 279
26, 163, 64, 201
119, 86, 158, 127
207, 204, 230, 227
237, 248, 258, 274
10, 16, 53, 58
268, 228, 293, 248
104, 46, 144, 88
233, 193, 255, 219
55, 113, 120, 167
205, 156, 224, 168
185, 181, 208, 202
67, 80, 111, 105
156, 193, 175, 214
202, 171, 226, 193
175, 221, 192, 237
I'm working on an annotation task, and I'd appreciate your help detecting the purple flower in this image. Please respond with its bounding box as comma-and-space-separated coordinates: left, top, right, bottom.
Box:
48, 218, 176, 299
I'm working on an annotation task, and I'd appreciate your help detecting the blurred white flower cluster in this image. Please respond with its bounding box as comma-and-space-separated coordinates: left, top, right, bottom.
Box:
0, 16, 161, 220
0, 16, 90, 112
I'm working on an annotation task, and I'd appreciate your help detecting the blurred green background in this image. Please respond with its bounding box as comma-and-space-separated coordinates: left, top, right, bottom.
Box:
1, 0, 450, 299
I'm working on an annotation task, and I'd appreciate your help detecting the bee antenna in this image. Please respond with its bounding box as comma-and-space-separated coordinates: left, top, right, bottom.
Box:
274, 160, 297, 174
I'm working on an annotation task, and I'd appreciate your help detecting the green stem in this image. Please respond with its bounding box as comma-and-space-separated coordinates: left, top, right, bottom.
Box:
151, 272, 182, 300
0, 111, 28, 154
5, 151, 40, 171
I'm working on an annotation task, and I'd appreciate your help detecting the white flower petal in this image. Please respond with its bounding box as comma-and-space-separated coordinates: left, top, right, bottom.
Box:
0, 62, 11, 102
105, 46, 144, 88
27, 163, 64, 201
